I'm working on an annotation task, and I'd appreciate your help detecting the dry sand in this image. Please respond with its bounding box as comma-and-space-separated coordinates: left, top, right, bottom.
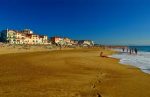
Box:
0, 48, 150, 97
0, 45, 55, 54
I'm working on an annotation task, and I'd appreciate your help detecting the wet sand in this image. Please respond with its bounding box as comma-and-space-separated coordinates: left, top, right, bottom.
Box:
0, 48, 150, 97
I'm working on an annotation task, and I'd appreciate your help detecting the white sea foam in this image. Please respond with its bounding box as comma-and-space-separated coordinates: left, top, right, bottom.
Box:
110, 51, 150, 74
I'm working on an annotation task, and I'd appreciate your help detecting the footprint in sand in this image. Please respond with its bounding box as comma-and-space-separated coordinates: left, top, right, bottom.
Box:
97, 93, 102, 97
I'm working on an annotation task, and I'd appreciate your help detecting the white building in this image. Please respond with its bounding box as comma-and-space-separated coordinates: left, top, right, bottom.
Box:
78, 40, 94, 46
0, 29, 48, 44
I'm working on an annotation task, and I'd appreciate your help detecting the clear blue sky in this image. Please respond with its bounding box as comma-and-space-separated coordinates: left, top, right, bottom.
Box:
0, 0, 150, 45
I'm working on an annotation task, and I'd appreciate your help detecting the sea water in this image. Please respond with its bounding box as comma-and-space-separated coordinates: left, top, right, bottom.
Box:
111, 46, 150, 74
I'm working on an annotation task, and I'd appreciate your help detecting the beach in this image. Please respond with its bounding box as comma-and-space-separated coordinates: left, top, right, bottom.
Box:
111, 46, 150, 74
0, 44, 56, 54
0, 48, 150, 97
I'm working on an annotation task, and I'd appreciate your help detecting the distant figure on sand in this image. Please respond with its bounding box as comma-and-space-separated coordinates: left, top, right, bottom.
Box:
129, 48, 138, 55
100, 52, 103, 57
131, 48, 134, 54
122, 48, 125, 52
100, 52, 108, 58
127, 48, 129, 53
134, 48, 138, 54
129, 49, 132, 54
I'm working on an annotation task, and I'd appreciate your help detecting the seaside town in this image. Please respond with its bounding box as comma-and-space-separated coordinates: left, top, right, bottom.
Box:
0, 29, 94, 47
1, 0, 150, 97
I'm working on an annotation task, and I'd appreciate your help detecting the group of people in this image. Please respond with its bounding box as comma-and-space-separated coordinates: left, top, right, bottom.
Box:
122, 48, 138, 55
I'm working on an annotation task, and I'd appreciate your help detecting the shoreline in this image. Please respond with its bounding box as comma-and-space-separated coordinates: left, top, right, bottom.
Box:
110, 50, 150, 74
0, 48, 150, 97
1, 46, 149, 75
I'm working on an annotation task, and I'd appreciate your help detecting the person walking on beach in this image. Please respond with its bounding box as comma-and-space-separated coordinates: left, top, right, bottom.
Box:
131, 48, 134, 54
127, 48, 129, 53
134, 48, 138, 55
122, 48, 125, 52
129, 49, 132, 54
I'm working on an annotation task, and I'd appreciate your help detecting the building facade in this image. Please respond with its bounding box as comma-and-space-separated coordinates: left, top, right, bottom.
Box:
0, 29, 94, 46
0, 29, 48, 44
51, 36, 64, 44
78, 40, 94, 46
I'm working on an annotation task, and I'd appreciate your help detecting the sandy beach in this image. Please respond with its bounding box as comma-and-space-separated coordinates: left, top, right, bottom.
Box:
0, 44, 57, 54
0, 48, 150, 97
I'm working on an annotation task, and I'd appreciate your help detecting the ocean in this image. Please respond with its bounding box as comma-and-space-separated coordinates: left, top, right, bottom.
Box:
111, 46, 150, 74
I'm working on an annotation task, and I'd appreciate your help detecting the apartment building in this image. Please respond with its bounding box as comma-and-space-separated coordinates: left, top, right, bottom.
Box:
0, 29, 48, 44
